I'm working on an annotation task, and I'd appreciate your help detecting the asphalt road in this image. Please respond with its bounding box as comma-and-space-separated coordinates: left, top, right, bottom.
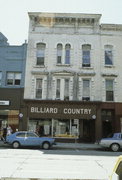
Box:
0, 143, 122, 180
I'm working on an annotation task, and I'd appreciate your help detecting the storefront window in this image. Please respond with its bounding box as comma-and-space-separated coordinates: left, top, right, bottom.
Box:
53, 119, 79, 137
29, 119, 79, 138
29, 119, 52, 136
0, 110, 19, 138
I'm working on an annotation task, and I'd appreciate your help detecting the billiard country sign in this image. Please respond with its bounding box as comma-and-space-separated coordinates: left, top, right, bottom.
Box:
31, 106, 92, 115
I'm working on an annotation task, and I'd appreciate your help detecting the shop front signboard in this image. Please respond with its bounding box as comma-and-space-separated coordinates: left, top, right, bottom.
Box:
31, 106, 92, 115
0, 101, 9, 106
29, 102, 96, 119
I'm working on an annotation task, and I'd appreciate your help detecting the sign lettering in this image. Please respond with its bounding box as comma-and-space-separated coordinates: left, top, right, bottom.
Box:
31, 106, 92, 115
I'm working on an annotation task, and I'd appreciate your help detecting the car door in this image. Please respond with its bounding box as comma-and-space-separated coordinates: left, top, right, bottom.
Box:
120, 134, 122, 147
16, 132, 26, 145
24, 132, 40, 146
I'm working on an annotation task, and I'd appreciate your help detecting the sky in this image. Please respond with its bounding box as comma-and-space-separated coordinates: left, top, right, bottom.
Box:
0, 0, 122, 45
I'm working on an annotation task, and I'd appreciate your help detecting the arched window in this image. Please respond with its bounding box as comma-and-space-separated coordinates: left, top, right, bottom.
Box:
104, 45, 113, 65
57, 43, 63, 64
36, 43, 46, 65
82, 44, 91, 67
65, 44, 71, 64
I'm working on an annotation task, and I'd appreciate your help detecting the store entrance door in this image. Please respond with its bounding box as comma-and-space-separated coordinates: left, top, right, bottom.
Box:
82, 119, 95, 142
102, 121, 112, 137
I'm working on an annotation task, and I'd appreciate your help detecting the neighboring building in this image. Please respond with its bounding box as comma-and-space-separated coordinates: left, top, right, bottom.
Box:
23, 12, 122, 142
0, 32, 27, 135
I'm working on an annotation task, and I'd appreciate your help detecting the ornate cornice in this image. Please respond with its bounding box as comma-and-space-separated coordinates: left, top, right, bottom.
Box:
101, 24, 122, 31
31, 70, 49, 75
101, 73, 118, 77
51, 69, 75, 76
28, 12, 101, 27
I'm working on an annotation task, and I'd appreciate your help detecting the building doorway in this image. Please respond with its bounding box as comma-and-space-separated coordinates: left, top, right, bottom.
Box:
102, 121, 112, 137
79, 119, 95, 142
101, 109, 114, 138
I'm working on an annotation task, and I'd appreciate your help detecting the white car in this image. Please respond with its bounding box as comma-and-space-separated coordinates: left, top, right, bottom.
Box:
99, 133, 122, 152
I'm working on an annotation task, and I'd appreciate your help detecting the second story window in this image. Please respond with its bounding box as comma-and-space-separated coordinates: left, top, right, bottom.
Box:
56, 79, 60, 99
82, 79, 90, 101
7, 72, 21, 86
57, 44, 63, 64
82, 44, 91, 67
36, 78, 42, 99
106, 79, 114, 101
104, 45, 113, 65
65, 44, 71, 64
56, 78, 70, 100
0, 72, 2, 86
36, 43, 46, 66
64, 79, 69, 100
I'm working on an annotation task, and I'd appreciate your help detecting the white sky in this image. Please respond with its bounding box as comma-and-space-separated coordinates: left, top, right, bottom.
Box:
0, 0, 122, 45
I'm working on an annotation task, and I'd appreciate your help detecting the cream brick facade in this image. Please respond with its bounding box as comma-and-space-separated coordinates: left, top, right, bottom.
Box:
24, 12, 122, 103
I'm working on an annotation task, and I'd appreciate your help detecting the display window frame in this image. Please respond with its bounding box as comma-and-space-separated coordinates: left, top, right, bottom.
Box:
28, 118, 79, 138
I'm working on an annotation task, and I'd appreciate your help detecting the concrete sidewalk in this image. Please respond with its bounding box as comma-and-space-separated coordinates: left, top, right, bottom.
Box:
0, 140, 101, 150
1, 178, 105, 180
54, 142, 100, 150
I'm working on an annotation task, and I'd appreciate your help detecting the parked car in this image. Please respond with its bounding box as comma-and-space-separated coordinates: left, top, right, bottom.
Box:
109, 155, 122, 179
99, 133, 122, 152
5, 131, 56, 150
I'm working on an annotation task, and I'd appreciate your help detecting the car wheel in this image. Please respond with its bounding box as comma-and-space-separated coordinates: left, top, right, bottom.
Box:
12, 141, 20, 149
42, 142, 50, 150
110, 143, 120, 152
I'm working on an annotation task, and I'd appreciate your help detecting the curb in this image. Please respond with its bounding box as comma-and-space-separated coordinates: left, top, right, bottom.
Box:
1, 178, 106, 180
0, 140, 101, 150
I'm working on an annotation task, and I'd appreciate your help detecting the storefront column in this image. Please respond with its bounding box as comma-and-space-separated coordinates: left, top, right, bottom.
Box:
70, 119, 72, 135
95, 107, 102, 141
52, 119, 54, 137
19, 106, 28, 131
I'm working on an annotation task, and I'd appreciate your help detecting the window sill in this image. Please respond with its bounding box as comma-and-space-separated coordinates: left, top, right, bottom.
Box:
34, 65, 45, 68
81, 67, 94, 70
105, 100, 114, 102
6, 85, 21, 87
104, 65, 115, 68
56, 64, 70, 67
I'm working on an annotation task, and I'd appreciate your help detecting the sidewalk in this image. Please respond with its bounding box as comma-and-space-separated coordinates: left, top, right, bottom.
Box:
0, 140, 101, 150
54, 142, 100, 150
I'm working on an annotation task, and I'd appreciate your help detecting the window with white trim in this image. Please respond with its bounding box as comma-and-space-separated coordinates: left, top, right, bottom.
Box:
82, 44, 91, 67
57, 44, 62, 64
36, 43, 46, 66
104, 45, 113, 65
56, 78, 70, 100
65, 44, 71, 64
64, 79, 70, 100
82, 79, 90, 101
106, 79, 114, 101
36, 78, 43, 99
6, 72, 21, 85
56, 79, 60, 99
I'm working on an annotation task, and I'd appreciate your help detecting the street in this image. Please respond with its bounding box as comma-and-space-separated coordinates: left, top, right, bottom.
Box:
0, 144, 122, 180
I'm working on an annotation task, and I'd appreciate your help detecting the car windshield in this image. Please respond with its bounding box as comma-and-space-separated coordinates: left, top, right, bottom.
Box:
107, 133, 113, 138
16, 132, 26, 137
